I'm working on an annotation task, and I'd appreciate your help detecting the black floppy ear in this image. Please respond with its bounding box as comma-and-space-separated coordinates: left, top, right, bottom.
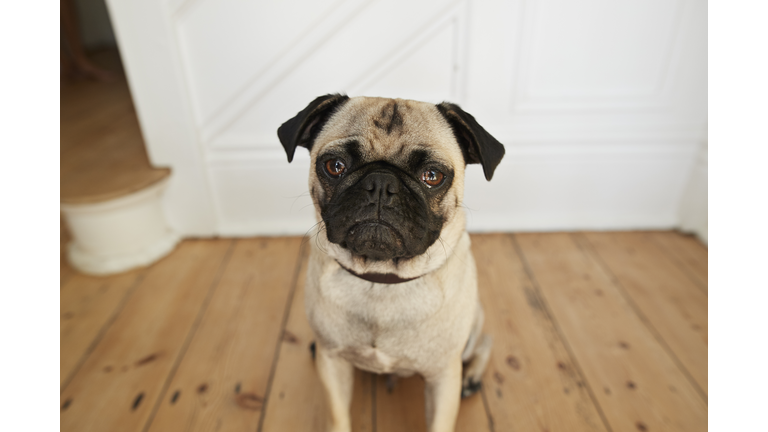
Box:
435, 102, 505, 181
277, 94, 350, 162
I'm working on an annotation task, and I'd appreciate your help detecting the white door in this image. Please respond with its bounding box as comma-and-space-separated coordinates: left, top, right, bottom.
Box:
107, 0, 706, 236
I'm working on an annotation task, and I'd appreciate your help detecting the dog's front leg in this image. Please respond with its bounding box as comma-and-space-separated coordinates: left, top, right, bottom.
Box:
316, 344, 354, 432
424, 355, 463, 432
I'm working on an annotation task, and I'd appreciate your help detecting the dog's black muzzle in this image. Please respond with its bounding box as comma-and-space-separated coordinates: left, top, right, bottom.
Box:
322, 162, 440, 261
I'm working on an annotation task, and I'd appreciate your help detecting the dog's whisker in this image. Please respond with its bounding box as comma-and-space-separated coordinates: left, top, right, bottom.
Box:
301, 220, 324, 246
298, 203, 318, 211
437, 237, 448, 258
302, 220, 333, 258
288, 191, 313, 212
315, 225, 331, 257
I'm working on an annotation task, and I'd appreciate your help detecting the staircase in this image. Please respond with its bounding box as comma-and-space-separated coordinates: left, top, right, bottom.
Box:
61, 49, 178, 275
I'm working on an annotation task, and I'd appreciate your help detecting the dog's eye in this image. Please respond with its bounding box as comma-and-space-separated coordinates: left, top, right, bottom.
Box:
325, 159, 346, 177
421, 169, 444, 187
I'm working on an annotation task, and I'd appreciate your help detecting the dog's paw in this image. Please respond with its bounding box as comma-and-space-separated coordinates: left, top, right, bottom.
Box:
461, 379, 482, 398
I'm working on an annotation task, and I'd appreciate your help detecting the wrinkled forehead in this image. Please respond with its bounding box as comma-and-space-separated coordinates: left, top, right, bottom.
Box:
313, 97, 463, 166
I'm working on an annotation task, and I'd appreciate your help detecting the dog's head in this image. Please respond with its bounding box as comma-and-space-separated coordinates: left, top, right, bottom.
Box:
278, 95, 504, 278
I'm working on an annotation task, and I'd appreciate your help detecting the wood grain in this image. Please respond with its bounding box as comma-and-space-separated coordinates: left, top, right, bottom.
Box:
471, 234, 608, 432
515, 233, 707, 432
260, 243, 374, 432
581, 231, 708, 395
146, 238, 303, 432
59, 232, 710, 431
454, 382, 490, 432
373, 370, 490, 432
60, 240, 233, 432
376, 374, 428, 432
60, 268, 145, 388
650, 231, 708, 292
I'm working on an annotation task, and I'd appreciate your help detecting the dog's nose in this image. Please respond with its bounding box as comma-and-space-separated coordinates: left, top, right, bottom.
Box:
363, 172, 400, 206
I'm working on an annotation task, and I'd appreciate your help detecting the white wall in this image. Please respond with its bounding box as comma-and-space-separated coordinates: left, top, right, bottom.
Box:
678, 139, 708, 243
107, 0, 707, 237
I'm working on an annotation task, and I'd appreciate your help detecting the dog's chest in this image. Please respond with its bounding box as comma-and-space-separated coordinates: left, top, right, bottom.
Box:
309, 273, 449, 374
338, 344, 401, 374
329, 318, 437, 375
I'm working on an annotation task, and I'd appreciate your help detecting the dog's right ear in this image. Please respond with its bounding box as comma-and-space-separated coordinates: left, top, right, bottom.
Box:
435, 102, 505, 181
277, 94, 350, 162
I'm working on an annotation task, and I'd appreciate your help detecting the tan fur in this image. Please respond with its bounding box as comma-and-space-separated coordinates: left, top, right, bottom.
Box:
303, 97, 491, 432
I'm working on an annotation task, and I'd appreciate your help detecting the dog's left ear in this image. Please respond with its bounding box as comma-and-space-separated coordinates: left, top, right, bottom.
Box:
278, 94, 350, 162
436, 102, 505, 181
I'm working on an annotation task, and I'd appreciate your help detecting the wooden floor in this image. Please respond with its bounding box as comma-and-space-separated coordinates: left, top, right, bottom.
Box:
60, 231, 707, 432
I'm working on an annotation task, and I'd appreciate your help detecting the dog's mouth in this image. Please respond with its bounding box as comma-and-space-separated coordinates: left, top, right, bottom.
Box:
340, 221, 411, 261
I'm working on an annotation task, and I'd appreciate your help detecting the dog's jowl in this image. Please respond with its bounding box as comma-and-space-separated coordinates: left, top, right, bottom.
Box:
278, 95, 504, 432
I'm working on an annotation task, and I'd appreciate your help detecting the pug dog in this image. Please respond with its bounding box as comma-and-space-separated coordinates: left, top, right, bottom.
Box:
278, 94, 504, 432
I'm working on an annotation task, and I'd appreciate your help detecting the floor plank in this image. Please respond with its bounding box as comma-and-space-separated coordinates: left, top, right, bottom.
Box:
515, 233, 707, 432
60, 240, 233, 432
650, 231, 708, 292
581, 232, 708, 395
373, 369, 491, 432
260, 242, 374, 432
471, 234, 608, 432
146, 238, 303, 432
376, 374, 427, 432
59, 232, 710, 431
454, 381, 490, 432
60, 268, 145, 388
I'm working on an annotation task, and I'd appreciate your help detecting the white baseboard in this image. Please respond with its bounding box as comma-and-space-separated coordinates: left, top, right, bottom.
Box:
677, 141, 708, 244
67, 230, 180, 275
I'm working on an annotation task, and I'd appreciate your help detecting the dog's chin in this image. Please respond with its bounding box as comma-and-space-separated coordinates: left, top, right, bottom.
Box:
339, 222, 413, 262
317, 213, 462, 279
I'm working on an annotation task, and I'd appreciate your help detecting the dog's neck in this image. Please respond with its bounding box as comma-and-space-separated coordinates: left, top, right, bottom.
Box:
336, 261, 421, 284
